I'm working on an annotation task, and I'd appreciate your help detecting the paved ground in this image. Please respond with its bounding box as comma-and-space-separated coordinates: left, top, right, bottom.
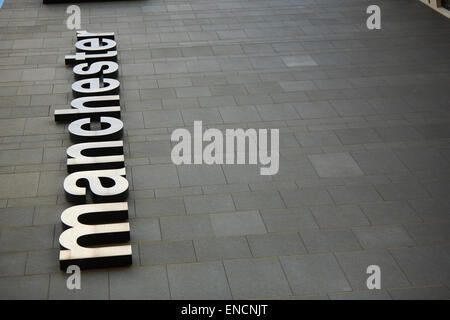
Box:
0, 0, 450, 299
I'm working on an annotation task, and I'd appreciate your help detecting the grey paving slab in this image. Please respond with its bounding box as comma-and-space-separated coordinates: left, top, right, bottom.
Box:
260, 208, 318, 233
232, 191, 285, 211
281, 188, 334, 207
177, 165, 226, 186
0, 207, 33, 227
194, 237, 252, 261
407, 199, 450, 222
388, 286, 450, 300
375, 182, 430, 201
328, 185, 382, 204
389, 246, 450, 286
247, 233, 306, 257
184, 194, 235, 214
335, 250, 410, 290
351, 150, 409, 174
140, 240, 196, 266
300, 229, 362, 253
360, 201, 422, 225
280, 253, 351, 295
168, 261, 232, 300
329, 290, 392, 300
132, 164, 179, 189
224, 257, 292, 299
0, 252, 27, 277
1, 0, 450, 300
0, 275, 49, 299
135, 198, 185, 218
0, 225, 54, 252
210, 211, 267, 237
352, 226, 415, 249
25, 249, 59, 275
49, 271, 109, 300
160, 215, 215, 240
308, 153, 363, 178
335, 128, 382, 145
310, 205, 370, 228
109, 266, 170, 300
404, 222, 450, 246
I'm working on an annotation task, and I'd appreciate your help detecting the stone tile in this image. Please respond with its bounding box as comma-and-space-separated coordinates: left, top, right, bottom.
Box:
328, 185, 382, 204
256, 103, 299, 121
140, 240, 196, 266
130, 218, 161, 242
280, 253, 351, 295
407, 199, 450, 222
181, 108, 223, 124
0, 252, 27, 277
295, 131, 341, 147
168, 261, 232, 299
375, 182, 429, 201
0, 225, 54, 252
184, 194, 235, 214
394, 147, 448, 171
194, 237, 252, 261
388, 286, 450, 300
219, 106, 261, 123
260, 208, 318, 232
143, 110, 183, 128
247, 233, 306, 257
49, 270, 108, 300
0, 172, 39, 198
135, 198, 185, 217
331, 99, 376, 116
404, 222, 450, 245
293, 101, 338, 119
351, 150, 408, 174
281, 188, 334, 207
177, 165, 226, 186
0, 275, 49, 299
0, 118, 26, 136
25, 249, 59, 275
0, 206, 34, 227
210, 211, 267, 237
222, 165, 273, 184
109, 266, 170, 300
224, 257, 292, 299
232, 191, 285, 211
360, 201, 422, 225
300, 229, 362, 253
132, 165, 179, 189
282, 55, 317, 67
160, 215, 215, 240
376, 126, 423, 142
389, 246, 450, 286
310, 205, 370, 228
335, 128, 382, 145
308, 153, 363, 178
352, 226, 415, 249
335, 250, 410, 290
329, 290, 392, 300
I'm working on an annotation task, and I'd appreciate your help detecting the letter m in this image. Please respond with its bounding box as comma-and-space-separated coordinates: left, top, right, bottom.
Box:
59, 202, 132, 270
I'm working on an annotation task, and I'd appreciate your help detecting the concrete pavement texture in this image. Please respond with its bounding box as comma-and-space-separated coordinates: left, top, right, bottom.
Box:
0, 0, 449, 299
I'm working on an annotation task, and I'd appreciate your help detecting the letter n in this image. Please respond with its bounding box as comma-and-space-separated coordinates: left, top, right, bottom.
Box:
59, 202, 132, 270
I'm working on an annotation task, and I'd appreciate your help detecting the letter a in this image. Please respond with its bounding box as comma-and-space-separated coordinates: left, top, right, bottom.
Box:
366, 265, 381, 289
66, 5, 81, 30
66, 265, 81, 290
366, 5, 381, 30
